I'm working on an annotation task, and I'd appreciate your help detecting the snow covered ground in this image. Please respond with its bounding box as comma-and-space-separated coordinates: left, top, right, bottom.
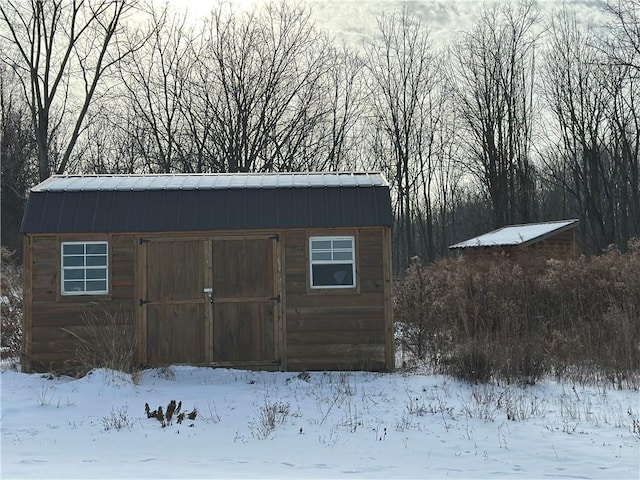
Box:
1, 363, 638, 479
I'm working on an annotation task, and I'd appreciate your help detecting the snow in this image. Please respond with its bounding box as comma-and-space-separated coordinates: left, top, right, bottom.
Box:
449, 220, 578, 249
32, 172, 388, 192
1, 364, 638, 479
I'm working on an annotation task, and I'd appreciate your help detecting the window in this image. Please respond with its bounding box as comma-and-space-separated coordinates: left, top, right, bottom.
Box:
61, 242, 108, 295
309, 236, 355, 288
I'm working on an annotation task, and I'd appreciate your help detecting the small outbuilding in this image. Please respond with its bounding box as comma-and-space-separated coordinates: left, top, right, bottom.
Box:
20, 172, 394, 373
449, 219, 579, 260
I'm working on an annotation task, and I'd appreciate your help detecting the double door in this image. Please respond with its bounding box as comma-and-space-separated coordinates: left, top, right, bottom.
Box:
141, 236, 279, 366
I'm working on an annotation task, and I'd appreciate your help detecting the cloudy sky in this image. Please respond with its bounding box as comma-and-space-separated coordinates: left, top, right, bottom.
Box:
167, 0, 609, 46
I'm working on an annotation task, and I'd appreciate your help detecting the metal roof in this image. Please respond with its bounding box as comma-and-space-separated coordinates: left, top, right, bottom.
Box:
22, 172, 393, 233
32, 172, 388, 192
449, 219, 579, 249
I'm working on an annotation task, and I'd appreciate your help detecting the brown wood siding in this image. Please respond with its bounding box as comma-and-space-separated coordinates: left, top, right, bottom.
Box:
24, 234, 136, 372
22, 236, 33, 371
382, 225, 394, 369
32, 236, 58, 302
283, 227, 390, 371
24, 226, 393, 373
528, 230, 576, 259
358, 230, 385, 294
457, 229, 577, 262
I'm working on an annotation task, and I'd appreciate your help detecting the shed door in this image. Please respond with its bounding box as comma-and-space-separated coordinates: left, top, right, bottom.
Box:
144, 239, 208, 365
212, 237, 278, 363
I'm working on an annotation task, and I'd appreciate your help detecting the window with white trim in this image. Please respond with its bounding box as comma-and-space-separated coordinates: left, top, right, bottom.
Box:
61, 242, 108, 295
309, 236, 355, 288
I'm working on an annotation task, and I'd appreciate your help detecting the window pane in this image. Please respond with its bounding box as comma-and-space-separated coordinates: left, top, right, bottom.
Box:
86, 243, 107, 254
86, 280, 107, 292
333, 251, 352, 261
86, 268, 106, 280
64, 281, 85, 292
311, 240, 332, 250
333, 239, 353, 249
63, 256, 84, 267
61, 242, 109, 295
311, 251, 332, 261
64, 269, 84, 280
63, 244, 84, 255
86, 255, 107, 266
312, 264, 354, 287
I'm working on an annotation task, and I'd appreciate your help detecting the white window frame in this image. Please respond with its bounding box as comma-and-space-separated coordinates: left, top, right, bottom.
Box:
61, 241, 109, 295
309, 236, 356, 289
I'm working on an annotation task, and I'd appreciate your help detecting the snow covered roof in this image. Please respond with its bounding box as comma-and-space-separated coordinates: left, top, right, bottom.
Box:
449, 219, 579, 249
31, 172, 388, 192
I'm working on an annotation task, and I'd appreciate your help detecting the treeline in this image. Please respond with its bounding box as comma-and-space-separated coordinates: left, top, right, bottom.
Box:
1, 1, 639, 267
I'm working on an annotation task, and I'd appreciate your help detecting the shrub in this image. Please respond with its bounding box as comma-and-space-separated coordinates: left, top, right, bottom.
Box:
101, 406, 135, 431
446, 341, 494, 384
503, 340, 548, 386
394, 240, 640, 386
394, 258, 453, 366
0, 247, 23, 359
249, 400, 291, 439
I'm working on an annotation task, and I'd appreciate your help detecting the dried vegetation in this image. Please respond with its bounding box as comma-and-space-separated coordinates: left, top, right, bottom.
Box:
395, 240, 640, 387
1, 247, 23, 359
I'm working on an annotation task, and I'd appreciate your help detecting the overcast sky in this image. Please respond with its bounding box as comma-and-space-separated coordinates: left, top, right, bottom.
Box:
166, 0, 609, 47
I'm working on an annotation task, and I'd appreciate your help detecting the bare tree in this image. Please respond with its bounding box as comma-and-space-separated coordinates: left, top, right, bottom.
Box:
325, 47, 364, 171
603, 1, 640, 244
541, 8, 618, 251
178, 32, 217, 174
602, 60, 640, 246
80, 1, 362, 176
117, 4, 196, 173
364, 8, 438, 270
423, 73, 466, 259
76, 106, 143, 174
195, 1, 333, 173
0, 0, 145, 181
605, 0, 640, 72
450, 1, 539, 228
1, 65, 37, 257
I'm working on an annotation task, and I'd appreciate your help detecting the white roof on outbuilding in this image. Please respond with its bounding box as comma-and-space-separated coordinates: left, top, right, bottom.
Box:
32, 172, 388, 192
449, 219, 579, 249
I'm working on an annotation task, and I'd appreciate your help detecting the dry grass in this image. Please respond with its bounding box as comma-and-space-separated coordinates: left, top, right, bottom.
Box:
395, 239, 640, 387
63, 307, 137, 375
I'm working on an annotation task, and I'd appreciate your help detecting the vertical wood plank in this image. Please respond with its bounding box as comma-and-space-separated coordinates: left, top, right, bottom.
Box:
354, 229, 361, 294
137, 238, 147, 365
277, 234, 286, 370
383, 226, 395, 370
204, 239, 213, 363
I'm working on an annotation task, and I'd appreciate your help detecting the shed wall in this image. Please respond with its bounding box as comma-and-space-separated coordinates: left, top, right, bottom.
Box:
283, 227, 390, 371
23, 227, 393, 373
23, 234, 136, 372
527, 230, 577, 259
455, 229, 577, 261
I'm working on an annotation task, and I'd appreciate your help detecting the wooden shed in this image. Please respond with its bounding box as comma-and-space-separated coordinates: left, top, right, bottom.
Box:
449, 219, 579, 260
20, 172, 394, 373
